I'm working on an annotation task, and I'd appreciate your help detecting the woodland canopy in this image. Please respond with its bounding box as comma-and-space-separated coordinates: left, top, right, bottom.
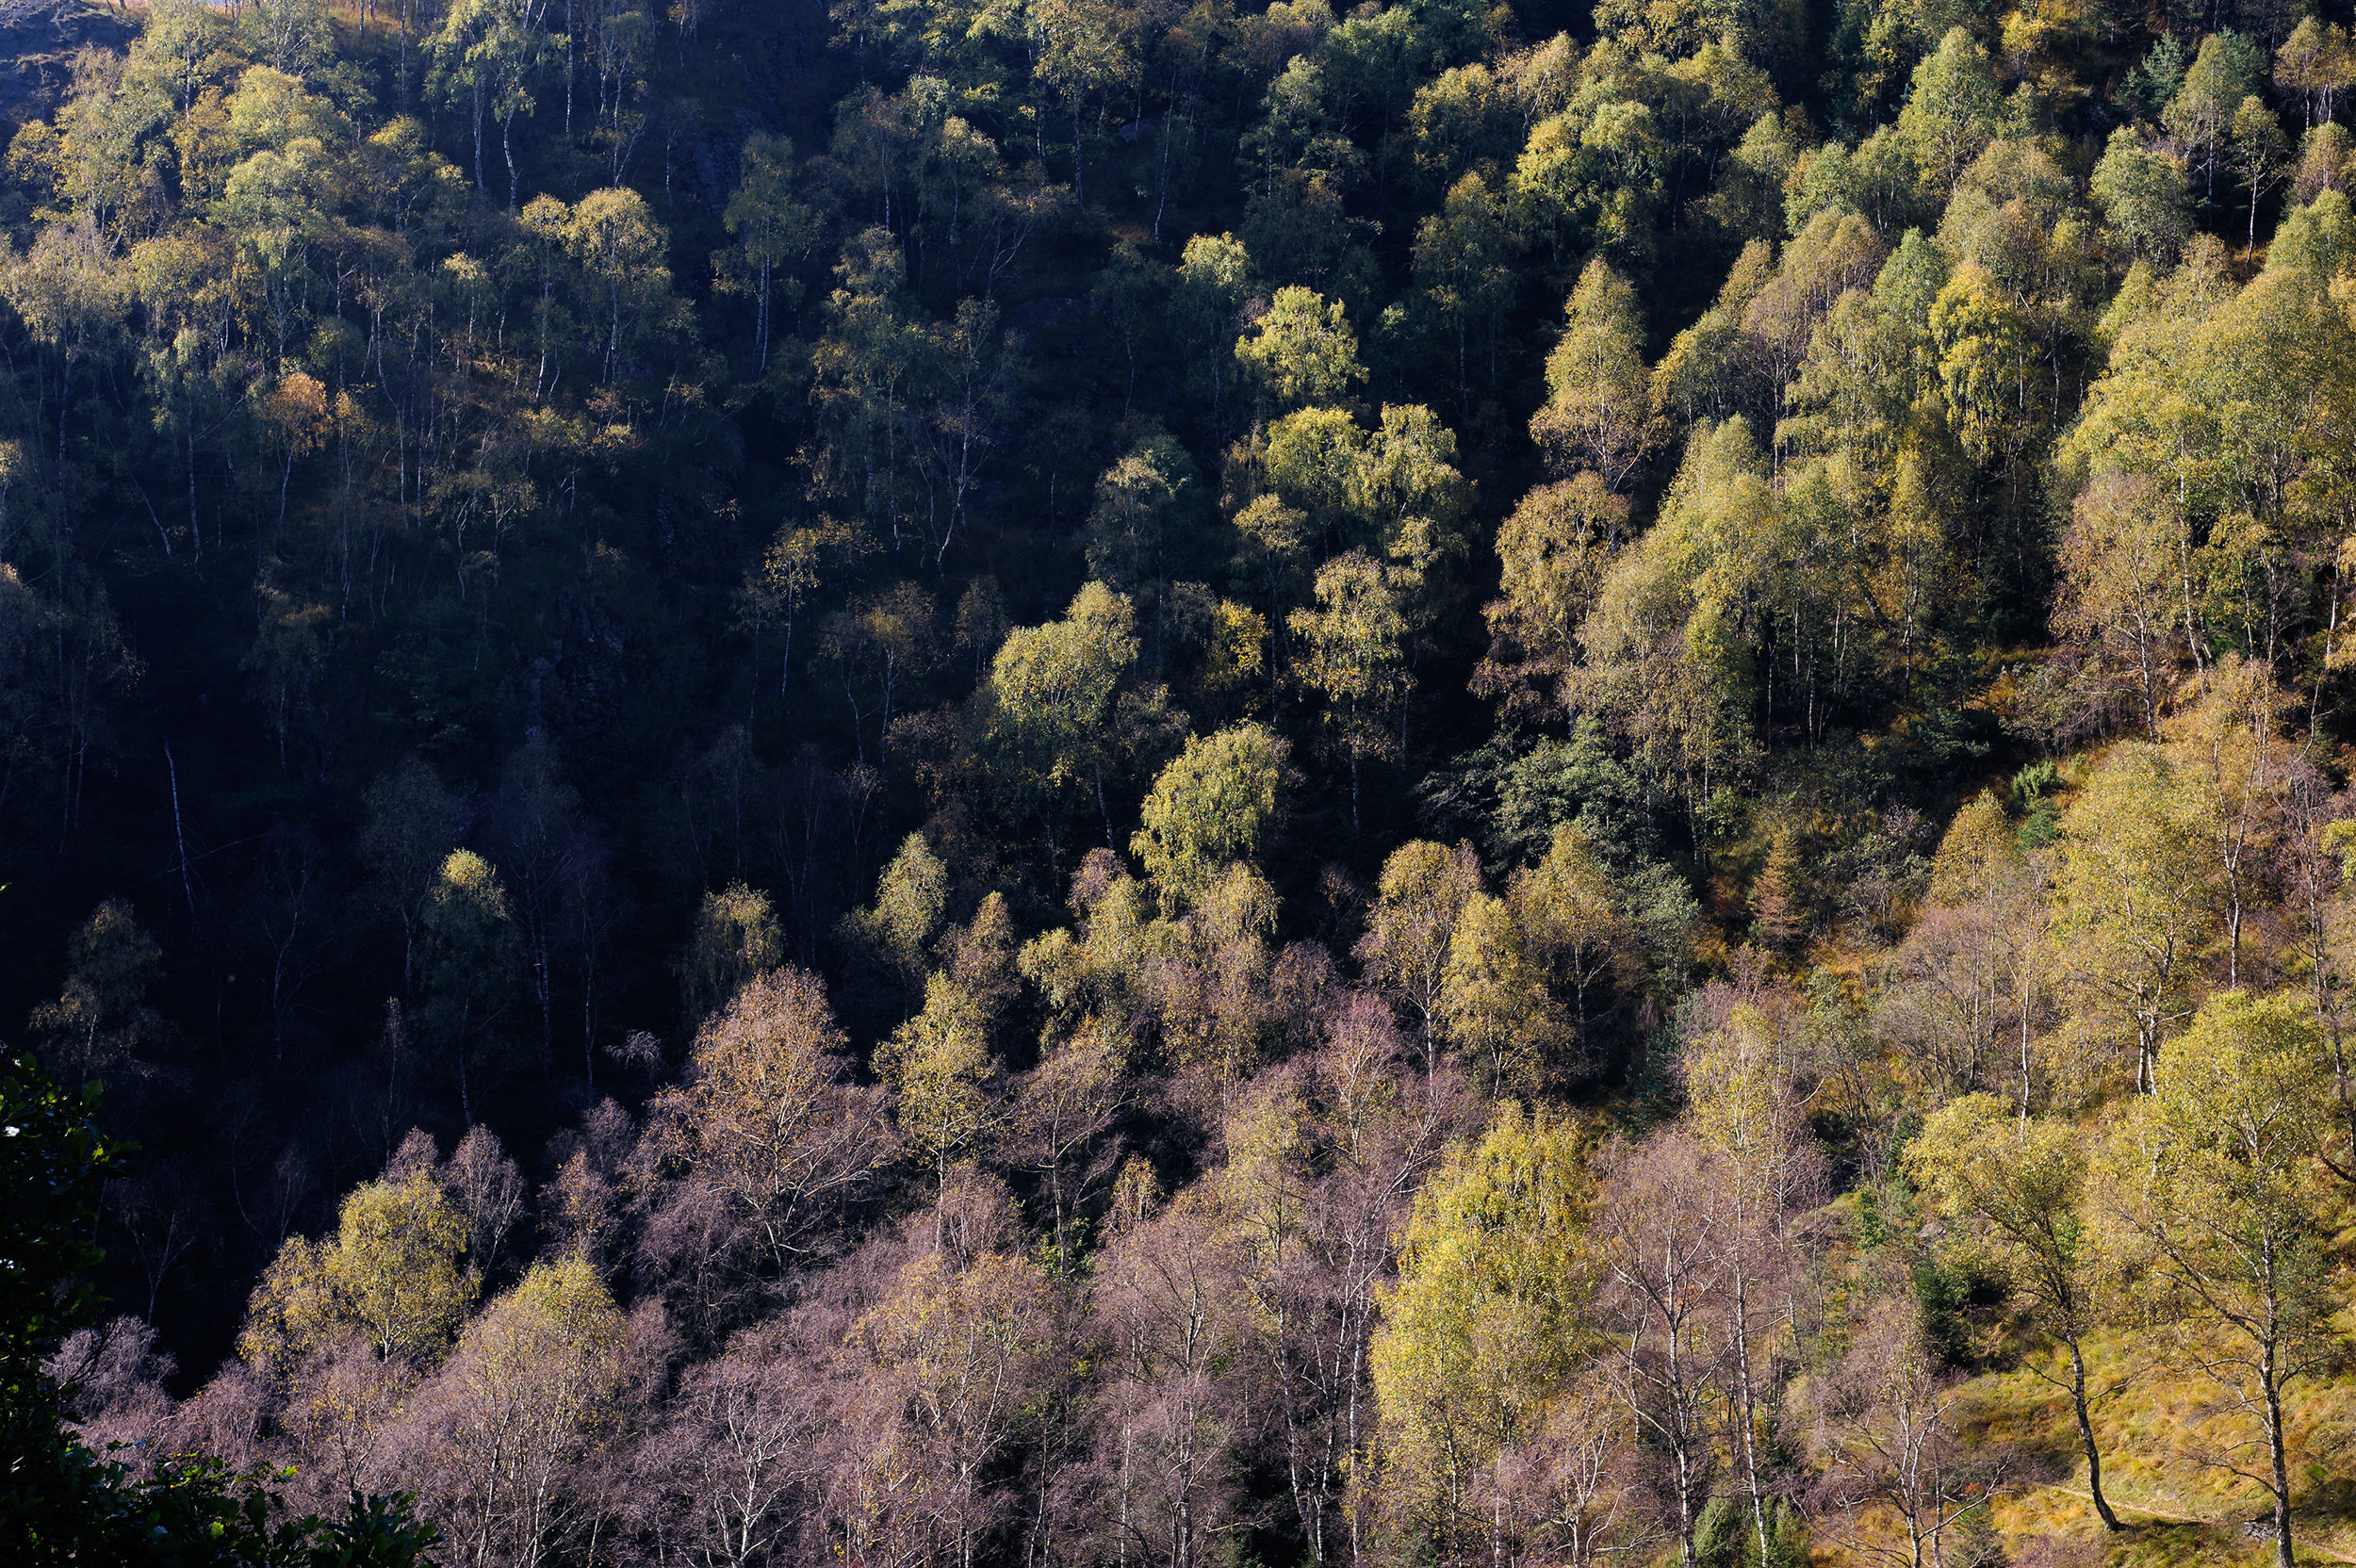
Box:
6, 0, 2356, 1562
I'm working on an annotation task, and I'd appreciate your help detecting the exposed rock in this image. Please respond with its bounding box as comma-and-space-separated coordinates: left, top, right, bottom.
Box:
0, 0, 134, 135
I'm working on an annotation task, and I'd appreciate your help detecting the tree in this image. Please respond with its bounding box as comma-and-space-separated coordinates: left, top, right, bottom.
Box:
1876, 793, 2051, 1112
817, 583, 940, 771
2091, 129, 2192, 262
846, 834, 949, 1004
441, 1126, 526, 1285
988, 582, 1142, 846
1289, 551, 1407, 830
645, 967, 894, 1280
1800, 1297, 2005, 1568
2052, 469, 2187, 740
1084, 436, 1204, 604
1481, 1383, 1663, 1568
361, 760, 464, 999
2165, 31, 2265, 202
879, 973, 1000, 1228
1236, 286, 1366, 415
1356, 840, 1486, 1072
641, 1315, 832, 1568
1749, 831, 1807, 961
2162, 660, 2288, 988
1573, 417, 1772, 811
2274, 19, 2356, 129
1439, 891, 1559, 1096
29, 898, 164, 1090
427, 0, 553, 208
719, 132, 814, 372
239, 1165, 474, 1373
679, 883, 785, 1029
743, 518, 868, 704
1370, 1103, 1594, 1567
1475, 475, 1628, 719
1092, 1194, 1257, 1568
560, 186, 675, 385
838, 1221, 1062, 1568
1131, 724, 1286, 910
2230, 96, 2290, 248
418, 850, 522, 1127
1529, 258, 1655, 495
405, 1255, 627, 1568
1009, 1020, 1131, 1270
2049, 744, 2218, 1095
1513, 823, 1641, 1053
1908, 1098, 2123, 1530
1682, 1004, 1815, 1567
3, 1056, 438, 1567
1412, 172, 1513, 412
1173, 232, 1253, 420
1210, 1012, 1472, 1564
1028, 0, 1143, 203
2099, 990, 2344, 1568
1897, 29, 2004, 198
1593, 1133, 1731, 1568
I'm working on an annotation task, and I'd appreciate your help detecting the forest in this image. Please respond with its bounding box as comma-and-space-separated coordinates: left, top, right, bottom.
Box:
3, 0, 2356, 1559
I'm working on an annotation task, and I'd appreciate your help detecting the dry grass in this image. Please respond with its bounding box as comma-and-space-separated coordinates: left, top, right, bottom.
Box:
1795, 1299, 2356, 1568
1942, 1324, 2356, 1568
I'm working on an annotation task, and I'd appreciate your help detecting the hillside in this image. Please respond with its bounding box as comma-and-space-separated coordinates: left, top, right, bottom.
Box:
3, 0, 2356, 1563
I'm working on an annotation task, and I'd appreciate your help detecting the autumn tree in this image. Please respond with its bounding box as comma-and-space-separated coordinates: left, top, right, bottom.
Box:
717, 132, 814, 372
1908, 1098, 2124, 1530
1092, 1191, 1258, 1568
418, 850, 522, 1127
1237, 286, 1367, 415
1439, 891, 1560, 1097
1009, 1020, 1131, 1269
1876, 791, 2053, 1113
1131, 723, 1287, 910
1529, 258, 1656, 495
1356, 840, 1485, 1073
1289, 551, 1407, 830
1799, 1297, 2005, 1568
29, 899, 164, 1090
1683, 1004, 1817, 1565
644, 968, 894, 1287
987, 582, 1143, 847
240, 1162, 474, 1375
639, 1315, 834, 1568
402, 1255, 629, 1567
844, 834, 948, 1004
361, 760, 465, 998
1370, 1104, 1594, 1567
679, 882, 784, 1028
2049, 744, 2219, 1094
878, 973, 1001, 1228
2099, 991, 2344, 1568
1593, 1133, 1732, 1568
837, 1201, 1062, 1568
1475, 474, 1628, 720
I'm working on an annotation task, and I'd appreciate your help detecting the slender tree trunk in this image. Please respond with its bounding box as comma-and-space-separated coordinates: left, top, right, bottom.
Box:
1733, 1267, 1772, 1565
2264, 1339, 2294, 1568
2067, 1336, 2121, 1529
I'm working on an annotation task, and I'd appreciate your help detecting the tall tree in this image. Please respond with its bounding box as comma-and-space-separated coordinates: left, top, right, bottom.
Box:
2099, 990, 2344, 1568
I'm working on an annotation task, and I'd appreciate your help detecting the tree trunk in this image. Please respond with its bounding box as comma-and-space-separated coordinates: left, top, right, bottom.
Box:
2264, 1342, 2295, 1568
2067, 1337, 2121, 1529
